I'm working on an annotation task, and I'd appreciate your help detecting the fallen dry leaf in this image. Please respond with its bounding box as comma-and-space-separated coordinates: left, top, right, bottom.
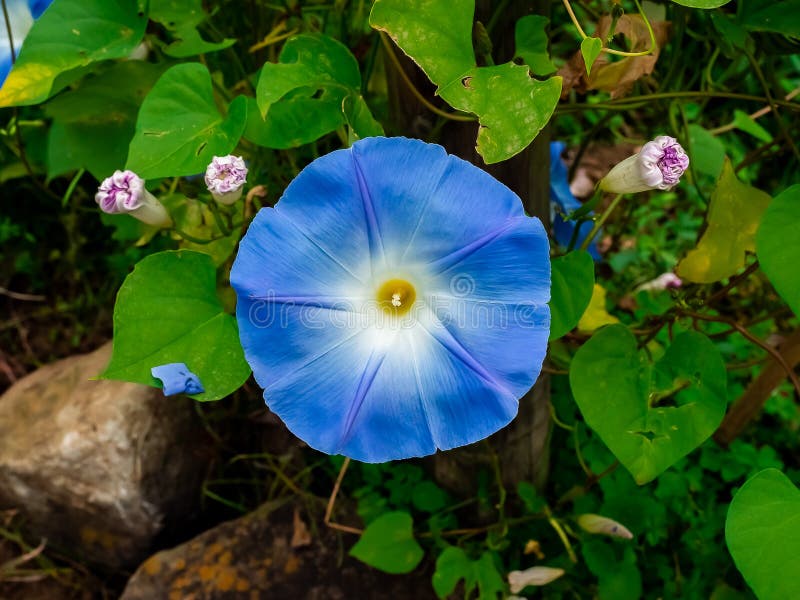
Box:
559, 14, 670, 99
290, 508, 312, 549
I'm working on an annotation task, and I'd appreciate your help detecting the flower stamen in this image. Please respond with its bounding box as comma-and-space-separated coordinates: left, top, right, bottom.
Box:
377, 279, 416, 315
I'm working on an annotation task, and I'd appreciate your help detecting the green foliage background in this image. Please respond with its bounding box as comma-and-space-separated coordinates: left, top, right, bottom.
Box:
1, 0, 799, 598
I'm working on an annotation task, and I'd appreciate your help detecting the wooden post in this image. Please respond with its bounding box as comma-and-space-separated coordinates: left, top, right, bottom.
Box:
383, 0, 553, 493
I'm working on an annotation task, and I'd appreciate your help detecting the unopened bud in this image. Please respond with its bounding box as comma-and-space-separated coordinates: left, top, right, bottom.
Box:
636, 272, 683, 293
577, 513, 633, 539
599, 136, 689, 194
508, 566, 565, 593
205, 155, 248, 204
95, 170, 172, 228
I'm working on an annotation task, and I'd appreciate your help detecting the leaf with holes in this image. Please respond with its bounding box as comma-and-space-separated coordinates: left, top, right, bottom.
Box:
438, 64, 562, 164
149, 0, 236, 57
370, 0, 561, 164
126, 63, 247, 179
0, 0, 148, 107
725, 469, 800, 600
570, 325, 727, 484
251, 34, 376, 148
102, 250, 251, 401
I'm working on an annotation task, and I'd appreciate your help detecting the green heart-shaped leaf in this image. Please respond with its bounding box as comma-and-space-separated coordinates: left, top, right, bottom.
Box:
570, 325, 727, 484
102, 250, 251, 401
726, 468, 800, 600
580, 37, 603, 75
349, 511, 423, 574
757, 184, 800, 317
126, 63, 248, 179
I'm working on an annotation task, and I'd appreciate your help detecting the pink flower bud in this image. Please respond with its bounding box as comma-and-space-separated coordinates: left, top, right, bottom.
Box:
95, 170, 172, 228
576, 513, 634, 539
508, 566, 565, 593
636, 272, 683, 293
205, 155, 248, 205
599, 136, 689, 194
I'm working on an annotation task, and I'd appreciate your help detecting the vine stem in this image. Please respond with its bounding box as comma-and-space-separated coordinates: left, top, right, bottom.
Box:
562, 0, 657, 58
379, 33, 476, 123
323, 457, 363, 535
579, 194, 623, 251
704, 261, 759, 307
544, 506, 578, 563
743, 49, 800, 163
710, 87, 800, 135
557, 91, 800, 114
681, 310, 800, 397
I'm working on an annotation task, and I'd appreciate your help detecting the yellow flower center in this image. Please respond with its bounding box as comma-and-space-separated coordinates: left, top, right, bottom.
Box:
376, 278, 416, 316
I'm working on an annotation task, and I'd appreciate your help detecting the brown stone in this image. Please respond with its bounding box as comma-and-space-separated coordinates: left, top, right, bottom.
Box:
0, 343, 209, 569
121, 502, 437, 600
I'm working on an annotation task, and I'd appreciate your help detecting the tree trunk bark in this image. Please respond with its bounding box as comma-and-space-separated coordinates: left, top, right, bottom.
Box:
382, 0, 553, 493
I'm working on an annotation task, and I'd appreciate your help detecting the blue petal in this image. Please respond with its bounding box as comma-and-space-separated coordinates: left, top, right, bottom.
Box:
549, 142, 600, 259
550, 141, 581, 214
260, 330, 438, 462
27, 0, 52, 19
271, 146, 372, 279
0, 56, 11, 89
151, 363, 204, 396
0, 0, 33, 89
428, 216, 550, 306
231, 207, 367, 302
351, 137, 525, 269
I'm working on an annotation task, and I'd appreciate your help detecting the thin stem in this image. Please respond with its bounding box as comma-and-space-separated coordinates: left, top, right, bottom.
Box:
1, 0, 17, 63
744, 49, 800, 163
61, 168, 84, 208
704, 261, 759, 306
545, 506, 578, 563
550, 403, 575, 431
172, 228, 226, 244
208, 199, 232, 235
580, 194, 623, 251
0, 287, 45, 302
710, 87, 800, 135
557, 91, 800, 114
562, 0, 588, 39
562, 0, 656, 58
380, 33, 476, 123
573, 427, 592, 476
681, 310, 800, 397
485, 0, 513, 35
603, 0, 656, 57
324, 458, 363, 535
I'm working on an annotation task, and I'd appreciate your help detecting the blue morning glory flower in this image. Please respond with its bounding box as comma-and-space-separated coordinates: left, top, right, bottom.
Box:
0, 0, 53, 87
550, 141, 600, 260
231, 137, 550, 463
151, 363, 205, 396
